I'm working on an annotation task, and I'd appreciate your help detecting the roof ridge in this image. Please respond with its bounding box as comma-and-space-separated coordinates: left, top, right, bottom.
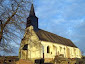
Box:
38, 28, 69, 40
36, 28, 77, 48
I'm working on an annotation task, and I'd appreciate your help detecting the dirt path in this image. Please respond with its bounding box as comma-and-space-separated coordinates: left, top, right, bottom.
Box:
16, 59, 33, 64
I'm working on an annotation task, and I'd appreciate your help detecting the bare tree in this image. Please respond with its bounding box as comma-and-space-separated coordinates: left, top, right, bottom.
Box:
0, 0, 32, 54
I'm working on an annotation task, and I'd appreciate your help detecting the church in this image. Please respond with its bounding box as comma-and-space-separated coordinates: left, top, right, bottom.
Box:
19, 4, 82, 62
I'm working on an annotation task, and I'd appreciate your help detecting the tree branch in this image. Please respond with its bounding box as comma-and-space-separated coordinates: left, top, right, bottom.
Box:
0, 20, 3, 31
3, 7, 18, 28
0, 20, 3, 43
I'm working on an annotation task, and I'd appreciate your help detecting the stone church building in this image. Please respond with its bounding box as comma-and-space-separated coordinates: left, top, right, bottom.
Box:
19, 4, 82, 62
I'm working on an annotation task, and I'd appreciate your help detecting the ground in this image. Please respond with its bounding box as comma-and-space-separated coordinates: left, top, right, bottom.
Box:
0, 56, 85, 64
16, 59, 33, 64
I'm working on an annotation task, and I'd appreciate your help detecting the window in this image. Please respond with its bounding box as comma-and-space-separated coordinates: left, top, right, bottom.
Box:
60, 47, 62, 52
58, 51, 59, 55
74, 49, 76, 56
23, 44, 28, 50
64, 47, 65, 50
47, 46, 50, 53
42, 46, 44, 53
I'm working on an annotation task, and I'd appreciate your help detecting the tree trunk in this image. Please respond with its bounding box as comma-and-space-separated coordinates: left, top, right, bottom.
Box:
0, 31, 3, 43
0, 20, 3, 44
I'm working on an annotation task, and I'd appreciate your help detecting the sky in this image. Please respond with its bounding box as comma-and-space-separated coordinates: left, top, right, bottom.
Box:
0, 0, 85, 56
33, 0, 85, 55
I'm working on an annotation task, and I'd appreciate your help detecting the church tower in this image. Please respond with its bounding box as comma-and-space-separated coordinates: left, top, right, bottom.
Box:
26, 4, 38, 31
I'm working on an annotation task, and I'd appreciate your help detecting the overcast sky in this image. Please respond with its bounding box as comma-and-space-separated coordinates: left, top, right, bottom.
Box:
33, 0, 85, 55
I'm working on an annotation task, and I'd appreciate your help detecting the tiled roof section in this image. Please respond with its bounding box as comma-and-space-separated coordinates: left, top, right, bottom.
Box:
35, 29, 77, 48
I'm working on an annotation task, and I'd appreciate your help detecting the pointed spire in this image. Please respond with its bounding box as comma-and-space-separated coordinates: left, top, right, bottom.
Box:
26, 3, 38, 31
29, 4, 35, 16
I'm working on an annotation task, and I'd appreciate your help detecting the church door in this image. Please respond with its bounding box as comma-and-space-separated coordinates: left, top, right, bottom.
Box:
22, 44, 28, 59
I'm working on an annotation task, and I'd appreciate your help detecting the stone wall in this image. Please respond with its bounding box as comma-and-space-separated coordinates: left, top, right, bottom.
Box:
19, 26, 42, 61
41, 41, 82, 59
19, 25, 82, 63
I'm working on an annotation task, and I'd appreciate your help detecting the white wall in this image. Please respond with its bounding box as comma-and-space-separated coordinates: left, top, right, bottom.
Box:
41, 41, 82, 59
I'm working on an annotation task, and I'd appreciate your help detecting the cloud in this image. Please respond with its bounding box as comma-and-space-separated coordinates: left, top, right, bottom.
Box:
36, 0, 85, 20
35, 0, 85, 54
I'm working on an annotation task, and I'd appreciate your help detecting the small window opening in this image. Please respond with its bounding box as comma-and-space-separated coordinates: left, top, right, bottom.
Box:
47, 46, 50, 53
23, 44, 28, 50
60, 47, 62, 52
51, 52, 52, 54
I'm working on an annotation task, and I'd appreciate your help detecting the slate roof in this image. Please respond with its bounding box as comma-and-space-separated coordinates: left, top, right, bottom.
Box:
35, 29, 77, 48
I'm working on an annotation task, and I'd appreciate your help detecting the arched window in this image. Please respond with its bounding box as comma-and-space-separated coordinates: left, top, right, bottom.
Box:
74, 49, 76, 56
23, 44, 28, 50
60, 47, 62, 52
47, 46, 50, 53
